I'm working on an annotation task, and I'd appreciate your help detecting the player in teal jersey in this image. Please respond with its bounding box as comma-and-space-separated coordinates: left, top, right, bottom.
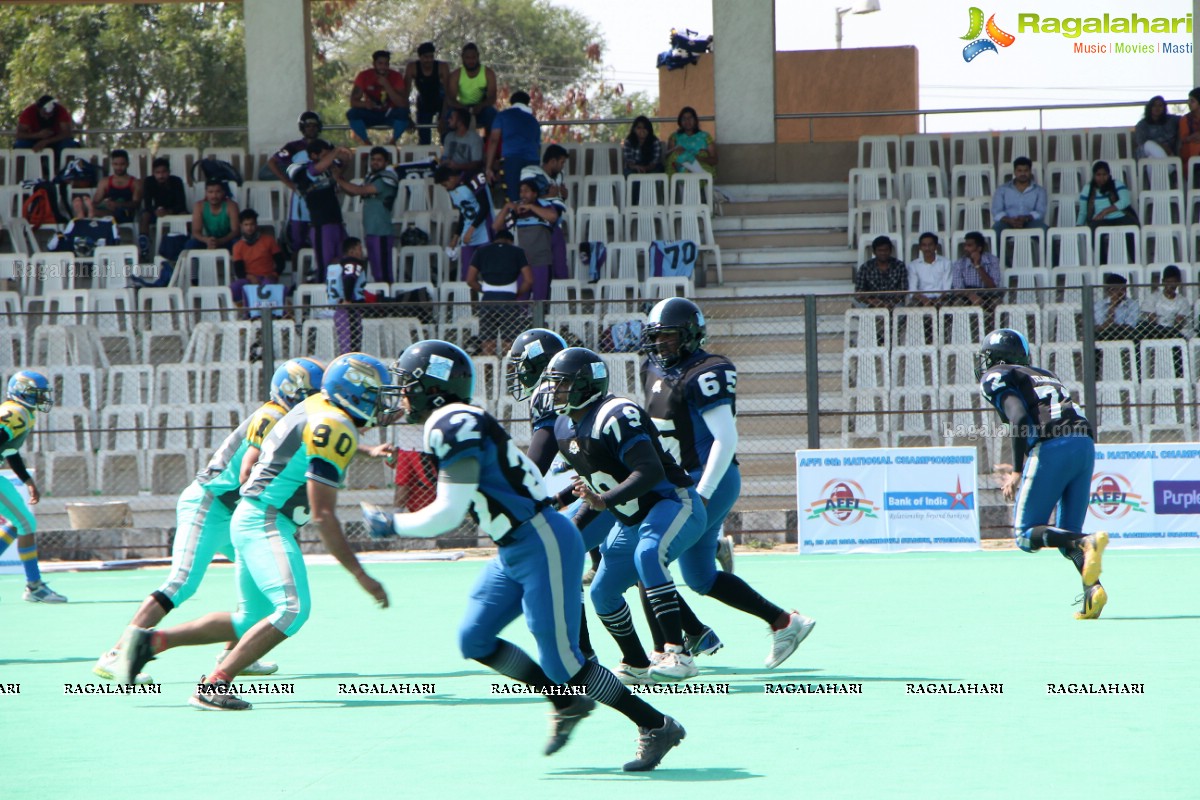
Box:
94, 359, 326, 683
0, 371, 65, 603
114, 354, 392, 709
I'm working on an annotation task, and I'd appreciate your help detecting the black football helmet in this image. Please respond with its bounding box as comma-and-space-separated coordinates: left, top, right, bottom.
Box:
506, 328, 567, 401
975, 328, 1031, 380
298, 110, 323, 135
386, 339, 475, 423
641, 297, 707, 370
542, 347, 609, 415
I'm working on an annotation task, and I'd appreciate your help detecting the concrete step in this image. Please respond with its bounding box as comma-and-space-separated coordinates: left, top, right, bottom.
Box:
720, 182, 849, 201
723, 247, 857, 265
694, 280, 853, 298
716, 231, 848, 250
715, 264, 854, 284
714, 213, 846, 232
722, 198, 848, 216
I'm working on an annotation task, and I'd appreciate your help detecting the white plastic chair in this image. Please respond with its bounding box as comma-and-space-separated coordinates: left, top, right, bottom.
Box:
896, 166, 945, 203
950, 164, 996, 199
939, 307, 985, 346
1140, 225, 1187, 264
949, 132, 994, 166
849, 168, 895, 203
843, 308, 891, 351
1042, 130, 1088, 164
858, 135, 900, 170
625, 174, 668, 209
900, 134, 946, 173
997, 131, 1039, 165
583, 175, 626, 211
999, 228, 1046, 268
1094, 225, 1141, 266
1090, 128, 1132, 162
1047, 226, 1092, 268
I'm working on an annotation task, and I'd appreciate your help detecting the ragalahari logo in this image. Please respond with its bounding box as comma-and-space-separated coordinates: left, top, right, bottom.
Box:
961, 7, 1016, 62
805, 479, 879, 526
1088, 472, 1147, 520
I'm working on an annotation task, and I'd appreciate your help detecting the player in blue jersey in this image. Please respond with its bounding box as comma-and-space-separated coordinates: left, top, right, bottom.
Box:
641, 298, 816, 667
114, 354, 392, 708
0, 371, 66, 603
93, 358, 325, 683
978, 328, 1109, 619
362, 340, 684, 771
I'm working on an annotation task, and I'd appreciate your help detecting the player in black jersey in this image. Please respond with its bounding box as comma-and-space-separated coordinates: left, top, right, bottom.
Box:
641, 297, 816, 667
978, 329, 1109, 618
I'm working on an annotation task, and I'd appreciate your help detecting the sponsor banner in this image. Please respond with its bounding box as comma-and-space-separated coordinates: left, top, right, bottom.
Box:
796, 448, 979, 554
1083, 444, 1200, 548
0, 472, 31, 575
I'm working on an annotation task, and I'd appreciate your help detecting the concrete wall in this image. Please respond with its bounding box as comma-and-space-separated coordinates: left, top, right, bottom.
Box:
244, 0, 313, 155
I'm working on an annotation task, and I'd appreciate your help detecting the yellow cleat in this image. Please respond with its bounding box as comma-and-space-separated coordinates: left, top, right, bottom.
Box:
1074, 584, 1107, 619
1081, 531, 1108, 586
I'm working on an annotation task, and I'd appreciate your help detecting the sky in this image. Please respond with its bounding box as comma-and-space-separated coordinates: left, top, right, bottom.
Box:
555, 0, 1196, 131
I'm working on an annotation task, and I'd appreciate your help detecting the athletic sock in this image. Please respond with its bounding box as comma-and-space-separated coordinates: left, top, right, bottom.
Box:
643, 581, 686, 652
476, 639, 571, 710
1040, 527, 1085, 549
1059, 544, 1086, 576
596, 603, 651, 668
206, 668, 233, 685
707, 572, 785, 625
568, 660, 665, 730
678, 594, 706, 637
578, 597, 595, 660
17, 541, 40, 584
151, 631, 169, 654
638, 583, 665, 652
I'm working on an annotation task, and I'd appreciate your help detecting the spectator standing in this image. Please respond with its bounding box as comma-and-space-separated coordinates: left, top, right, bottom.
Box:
230, 209, 286, 308
520, 144, 570, 201
268, 111, 326, 262
951, 231, 1003, 312
447, 43, 498, 133
435, 164, 494, 279
494, 178, 565, 301
140, 156, 189, 259
287, 141, 351, 276
665, 106, 717, 178
405, 42, 450, 145
907, 232, 953, 306
185, 179, 240, 252
346, 50, 412, 145
992, 156, 1048, 247
92, 149, 142, 225
13, 95, 80, 164
485, 91, 542, 203
623, 116, 665, 177
854, 235, 908, 310
440, 108, 485, 175
335, 146, 399, 283
1135, 95, 1179, 158
466, 228, 533, 355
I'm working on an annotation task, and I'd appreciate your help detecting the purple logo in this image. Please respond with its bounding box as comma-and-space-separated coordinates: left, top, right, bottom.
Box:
1154, 481, 1200, 514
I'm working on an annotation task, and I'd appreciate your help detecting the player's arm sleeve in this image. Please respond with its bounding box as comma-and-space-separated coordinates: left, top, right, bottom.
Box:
601, 438, 665, 509
391, 457, 479, 538
526, 426, 559, 475
5, 453, 31, 484
695, 404, 737, 499
1002, 393, 1031, 474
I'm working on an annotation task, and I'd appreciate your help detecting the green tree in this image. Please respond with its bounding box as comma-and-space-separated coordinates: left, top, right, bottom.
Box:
0, 3, 246, 150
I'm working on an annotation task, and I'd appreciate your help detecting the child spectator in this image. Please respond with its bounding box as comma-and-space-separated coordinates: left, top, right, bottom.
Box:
230, 209, 286, 307
493, 178, 564, 301
325, 237, 368, 353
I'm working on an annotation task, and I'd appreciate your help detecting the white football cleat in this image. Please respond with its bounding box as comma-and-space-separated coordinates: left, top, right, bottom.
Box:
93, 649, 153, 684
649, 645, 698, 683
766, 612, 816, 669
217, 650, 280, 676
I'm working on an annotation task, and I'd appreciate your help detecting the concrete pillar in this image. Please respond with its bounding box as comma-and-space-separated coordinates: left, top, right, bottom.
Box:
712, 0, 776, 144
1194, 0, 1200, 89
244, 0, 313, 155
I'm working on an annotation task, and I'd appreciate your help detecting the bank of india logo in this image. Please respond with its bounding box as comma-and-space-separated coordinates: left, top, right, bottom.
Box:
1088, 473, 1147, 520
961, 7, 1016, 62
805, 479, 879, 526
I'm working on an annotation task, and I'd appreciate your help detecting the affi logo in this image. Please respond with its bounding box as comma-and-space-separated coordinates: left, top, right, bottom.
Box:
961, 7, 1016, 61
805, 479, 879, 526
1088, 473, 1147, 520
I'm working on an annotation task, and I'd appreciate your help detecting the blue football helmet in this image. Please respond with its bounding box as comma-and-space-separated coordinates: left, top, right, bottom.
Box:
387, 340, 475, 424
7, 371, 53, 413
321, 353, 390, 427
270, 358, 326, 409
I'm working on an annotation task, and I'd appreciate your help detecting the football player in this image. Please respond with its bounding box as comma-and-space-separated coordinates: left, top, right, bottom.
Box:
641, 298, 816, 668
0, 371, 66, 603
978, 328, 1109, 618
114, 354, 392, 708
544, 347, 709, 683
362, 340, 685, 771
94, 358, 325, 683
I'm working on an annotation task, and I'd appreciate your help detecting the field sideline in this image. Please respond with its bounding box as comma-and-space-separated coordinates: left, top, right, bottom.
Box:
2, 549, 1194, 799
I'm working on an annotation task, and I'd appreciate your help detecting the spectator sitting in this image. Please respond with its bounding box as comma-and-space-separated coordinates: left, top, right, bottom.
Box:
493, 177, 565, 302
13, 95, 80, 164
405, 42, 450, 145
466, 228, 533, 356
140, 156, 189, 258
230, 209, 286, 308
520, 144, 570, 202
1077, 160, 1137, 264
435, 164, 494, 279
992, 156, 1048, 254
950, 231, 1003, 312
1093, 272, 1140, 341
92, 149, 142, 225
1135, 95, 1179, 158
907, 232, 953, 306
623, 115, 665, 178
665, 106, 716, 178
346, 50, 412, 145
447, 42, 498, 133
1178, 87, 1200, 168
335, 146, 399, 283
854, 234, 908, 310
1142, 264, 1191, 338
326, 237, 368, 353
287, 140, 352, 276
185, 179, 240, 252
485, 91, 542, 202
440, 108, 485, 175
